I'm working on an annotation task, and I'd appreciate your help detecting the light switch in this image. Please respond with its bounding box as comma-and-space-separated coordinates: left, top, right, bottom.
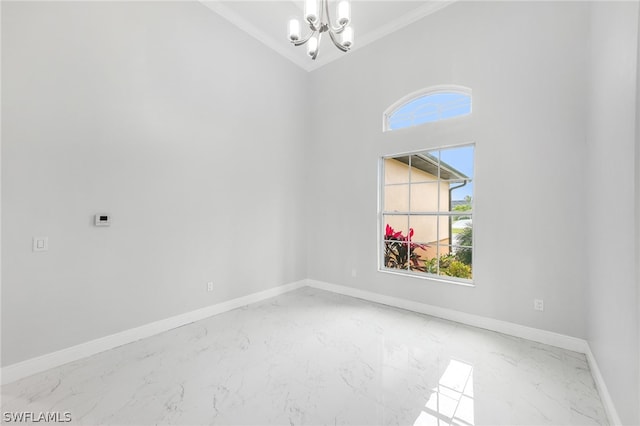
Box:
33, 237, 48, 252
94, 213, 111, 227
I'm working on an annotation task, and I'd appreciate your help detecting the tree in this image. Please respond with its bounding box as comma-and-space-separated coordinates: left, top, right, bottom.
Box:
453, 195, 472, 221
455, 225, 472, 265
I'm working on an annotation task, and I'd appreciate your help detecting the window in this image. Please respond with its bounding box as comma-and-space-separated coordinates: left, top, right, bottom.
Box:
383, 86, 471, 132
380, 145, 474, 283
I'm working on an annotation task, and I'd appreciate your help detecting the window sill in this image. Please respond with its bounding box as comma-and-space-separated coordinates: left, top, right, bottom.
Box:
377, 268, 475, 288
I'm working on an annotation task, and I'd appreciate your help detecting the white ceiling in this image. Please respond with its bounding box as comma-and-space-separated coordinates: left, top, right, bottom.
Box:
201, 1, 456, 72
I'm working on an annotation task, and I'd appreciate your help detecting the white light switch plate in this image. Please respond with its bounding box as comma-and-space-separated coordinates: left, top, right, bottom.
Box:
33, 237, 48, 252
94, 214, 112, 226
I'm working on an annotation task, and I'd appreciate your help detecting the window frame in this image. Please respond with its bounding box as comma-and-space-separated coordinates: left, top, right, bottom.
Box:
382, 85, 472, 132
377, 144, 476, 287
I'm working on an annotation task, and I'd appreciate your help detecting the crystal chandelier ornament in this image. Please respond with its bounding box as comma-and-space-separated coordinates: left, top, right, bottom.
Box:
287, 0, 354, 60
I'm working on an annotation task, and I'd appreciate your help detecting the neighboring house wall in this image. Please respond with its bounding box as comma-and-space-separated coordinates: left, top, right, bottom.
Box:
383, 158, 450, 260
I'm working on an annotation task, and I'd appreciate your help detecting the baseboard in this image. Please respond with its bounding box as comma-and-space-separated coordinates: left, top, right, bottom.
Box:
306, 279, 627, 425
305, 279, 588, 353
585, 346, 623, 425
1, 278, 621, 426
1, 280, 306, 385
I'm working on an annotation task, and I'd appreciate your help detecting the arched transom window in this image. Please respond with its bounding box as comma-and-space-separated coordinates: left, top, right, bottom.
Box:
383, 85, 472, 132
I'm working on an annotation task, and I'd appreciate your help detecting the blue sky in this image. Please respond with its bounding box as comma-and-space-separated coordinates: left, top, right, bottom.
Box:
389, 92, 471, 130
439, 145, 474, 201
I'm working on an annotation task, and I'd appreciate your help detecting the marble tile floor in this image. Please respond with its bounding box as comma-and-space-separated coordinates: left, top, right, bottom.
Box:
1, 287, 608, 426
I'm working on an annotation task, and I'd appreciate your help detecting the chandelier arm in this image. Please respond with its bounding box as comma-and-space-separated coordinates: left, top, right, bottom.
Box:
328, 29, 348, 52
292, 29, 317, 47
333, 25, 346, 35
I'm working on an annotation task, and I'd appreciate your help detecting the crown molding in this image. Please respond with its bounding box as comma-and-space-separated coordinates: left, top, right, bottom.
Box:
200, 1, 316, 72
202, 0, 457, 73
309, 0, 458, 71
353, 1, 457, 53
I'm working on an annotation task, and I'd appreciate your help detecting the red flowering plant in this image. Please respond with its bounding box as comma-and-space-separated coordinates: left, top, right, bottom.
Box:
384, 224, 429, 272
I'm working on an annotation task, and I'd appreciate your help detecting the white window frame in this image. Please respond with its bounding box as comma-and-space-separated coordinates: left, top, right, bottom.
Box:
382, 85, 472, 132
377, 144, 475, 287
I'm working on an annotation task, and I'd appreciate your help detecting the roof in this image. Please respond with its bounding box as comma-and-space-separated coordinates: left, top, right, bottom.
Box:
391, 153, 469, 180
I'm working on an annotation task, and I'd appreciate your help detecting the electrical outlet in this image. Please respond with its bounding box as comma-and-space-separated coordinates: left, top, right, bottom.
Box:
207, 282, 214, 292
351, 268, 357, 277
33, 237, 48, 252
534, 299, 544, 311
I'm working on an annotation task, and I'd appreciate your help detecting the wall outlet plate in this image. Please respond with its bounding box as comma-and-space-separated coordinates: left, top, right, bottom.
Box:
33, 237, 48, 252
534, 299, 544, 311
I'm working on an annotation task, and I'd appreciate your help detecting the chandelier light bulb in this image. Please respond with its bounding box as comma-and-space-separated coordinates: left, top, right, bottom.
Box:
341, 26, 353, 48
337, 1, 351, 26
307, 36, 318, 57
288, 19, 301, 41
304, 0, 318, 23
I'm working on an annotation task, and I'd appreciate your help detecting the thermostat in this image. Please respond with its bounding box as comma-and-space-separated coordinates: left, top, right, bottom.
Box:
94, 214, 111, 226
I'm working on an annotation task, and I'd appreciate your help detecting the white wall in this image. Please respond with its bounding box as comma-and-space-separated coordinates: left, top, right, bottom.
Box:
308, 1, 590, 338
637, 4, 640, 417
636, 3, 640, 419
586, 2, 640, 425
1, 1, 309, 366
3, 1, 639, 421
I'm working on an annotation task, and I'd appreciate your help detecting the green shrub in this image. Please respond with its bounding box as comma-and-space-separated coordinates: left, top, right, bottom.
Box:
425, 253, 472, 279
446, 260, 472, 279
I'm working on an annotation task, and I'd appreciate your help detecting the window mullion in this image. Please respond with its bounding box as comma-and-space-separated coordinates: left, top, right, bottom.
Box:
407, 155, 412, 272
436, 150, 441, 276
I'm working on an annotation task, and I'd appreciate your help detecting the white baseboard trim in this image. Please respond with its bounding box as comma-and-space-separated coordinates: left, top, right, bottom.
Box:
1, 280, 306, 385
1, 278, 621, 426
585, 346, 623, 426
305, 279, 588, 353
306, 279, 627, 425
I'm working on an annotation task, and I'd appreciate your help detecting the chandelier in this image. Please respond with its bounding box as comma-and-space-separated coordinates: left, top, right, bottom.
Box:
287, 0, 354, 60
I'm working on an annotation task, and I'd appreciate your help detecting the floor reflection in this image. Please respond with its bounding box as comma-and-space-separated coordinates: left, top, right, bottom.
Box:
414, 359, 474, 426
